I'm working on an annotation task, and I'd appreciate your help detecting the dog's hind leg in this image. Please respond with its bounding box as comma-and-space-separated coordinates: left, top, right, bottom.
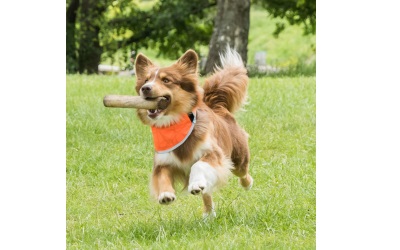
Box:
151, 165, 176, 205
239, 171, 253, 190
234, 162, 253, 190
231, 146, 253, 190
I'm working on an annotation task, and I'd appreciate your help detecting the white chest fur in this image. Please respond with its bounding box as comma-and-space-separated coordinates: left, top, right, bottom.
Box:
154, 135, 212, 173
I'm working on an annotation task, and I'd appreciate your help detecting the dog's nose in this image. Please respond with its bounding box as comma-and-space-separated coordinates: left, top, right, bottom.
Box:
141, 85, 152, 95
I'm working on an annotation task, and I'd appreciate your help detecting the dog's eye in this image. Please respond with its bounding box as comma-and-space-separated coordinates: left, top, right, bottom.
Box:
162, 78, 170, 83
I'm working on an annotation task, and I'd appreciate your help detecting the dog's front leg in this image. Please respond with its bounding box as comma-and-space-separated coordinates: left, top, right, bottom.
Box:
188, 159, 219, 218
202, 193, 216, 218
188, 160, 218, 195
151, 165, 176, 205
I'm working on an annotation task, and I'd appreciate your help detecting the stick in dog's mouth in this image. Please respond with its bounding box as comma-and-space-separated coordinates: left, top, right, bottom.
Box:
145, 96, 171, 118
103, 95, 169, 110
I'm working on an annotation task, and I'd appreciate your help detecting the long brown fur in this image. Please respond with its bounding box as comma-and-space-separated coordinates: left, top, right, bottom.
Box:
134, 47, 253, 217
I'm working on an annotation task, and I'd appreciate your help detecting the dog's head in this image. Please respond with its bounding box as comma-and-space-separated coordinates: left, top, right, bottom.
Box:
134, 50, 201, 127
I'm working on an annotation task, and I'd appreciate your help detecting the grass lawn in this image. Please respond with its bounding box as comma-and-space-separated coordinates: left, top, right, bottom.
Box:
66, 75, 315, 249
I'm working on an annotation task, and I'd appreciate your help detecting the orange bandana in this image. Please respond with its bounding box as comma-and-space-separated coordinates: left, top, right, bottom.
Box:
151, 110, 196, 153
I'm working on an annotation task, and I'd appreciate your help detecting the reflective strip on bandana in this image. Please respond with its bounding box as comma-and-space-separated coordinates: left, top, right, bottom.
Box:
151, 110, 197, 153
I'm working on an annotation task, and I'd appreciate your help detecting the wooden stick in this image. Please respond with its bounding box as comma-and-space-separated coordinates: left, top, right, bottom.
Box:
103, 95, 169, 109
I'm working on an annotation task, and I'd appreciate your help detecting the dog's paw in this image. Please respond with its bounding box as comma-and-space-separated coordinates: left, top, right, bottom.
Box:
240, 174, 254, 191
203, 202, 216, 220
158, 192, 176, 205
188, 181, 207, 195
203, 210, 217, 220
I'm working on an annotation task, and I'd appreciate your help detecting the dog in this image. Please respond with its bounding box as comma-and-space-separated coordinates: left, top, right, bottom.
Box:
134, 47, 253, 218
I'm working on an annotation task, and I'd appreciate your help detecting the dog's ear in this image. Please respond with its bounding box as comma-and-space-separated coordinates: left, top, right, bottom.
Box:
135, 53, 154, 81
176, 50, 198, 74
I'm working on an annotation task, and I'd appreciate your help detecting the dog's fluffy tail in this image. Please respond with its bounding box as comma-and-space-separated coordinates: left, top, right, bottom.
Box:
203, 46, 248, 114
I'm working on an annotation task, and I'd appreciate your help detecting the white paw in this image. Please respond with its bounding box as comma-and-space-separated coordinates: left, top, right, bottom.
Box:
203, 210, 216, 220
188, 180, 207, 195
203, 202, 216, 220
158, 192, 176, 205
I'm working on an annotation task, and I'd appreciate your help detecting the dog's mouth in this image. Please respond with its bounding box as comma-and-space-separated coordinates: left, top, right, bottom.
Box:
146, 95, 171, 119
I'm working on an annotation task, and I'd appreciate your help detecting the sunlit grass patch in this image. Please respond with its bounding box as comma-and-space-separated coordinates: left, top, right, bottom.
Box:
66, 75, 315, 249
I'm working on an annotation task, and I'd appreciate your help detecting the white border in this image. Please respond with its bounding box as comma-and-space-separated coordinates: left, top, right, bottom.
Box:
317, 0, 400, 248
0, 1, 65, 249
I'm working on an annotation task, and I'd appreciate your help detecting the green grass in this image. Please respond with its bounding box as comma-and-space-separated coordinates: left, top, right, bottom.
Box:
248, 6, 315, 68
67, 75, 315, 249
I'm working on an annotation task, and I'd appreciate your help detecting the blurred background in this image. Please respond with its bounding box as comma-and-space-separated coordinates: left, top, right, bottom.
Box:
66, 0, 315, 76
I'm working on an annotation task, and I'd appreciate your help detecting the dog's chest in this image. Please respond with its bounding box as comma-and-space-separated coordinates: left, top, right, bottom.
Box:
154, 137, 212, 172
155, 152, 193, 174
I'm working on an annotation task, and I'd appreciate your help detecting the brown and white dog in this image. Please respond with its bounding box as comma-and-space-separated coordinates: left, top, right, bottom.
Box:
134, 47, 253, 218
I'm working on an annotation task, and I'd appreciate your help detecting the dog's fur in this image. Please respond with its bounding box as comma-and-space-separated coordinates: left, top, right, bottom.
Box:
134, 47, 253, 217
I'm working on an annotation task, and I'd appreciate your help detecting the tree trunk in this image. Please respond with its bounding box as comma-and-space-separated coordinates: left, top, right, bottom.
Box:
66, 0, 80, 73
204, 0, 250, 75
78, 0, 104, 74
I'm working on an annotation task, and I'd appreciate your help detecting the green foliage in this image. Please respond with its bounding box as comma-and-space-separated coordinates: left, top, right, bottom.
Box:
67, 75, 315, 248
253, 0, 316, 36
101, 6, 316, 73
67, 0, 315, 74
105, 0, 215, 59
247, 6, 315, 70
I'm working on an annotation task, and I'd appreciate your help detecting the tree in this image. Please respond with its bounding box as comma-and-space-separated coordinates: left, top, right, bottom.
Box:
66, 0, 110, 74
66, 0, 315, 74
204, 0, 250, 74
66, 0, 216, 74
107, 0, 216, 59
66, 0, 80, 73
77, 0, 108, 74
203, 0, 315, 74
